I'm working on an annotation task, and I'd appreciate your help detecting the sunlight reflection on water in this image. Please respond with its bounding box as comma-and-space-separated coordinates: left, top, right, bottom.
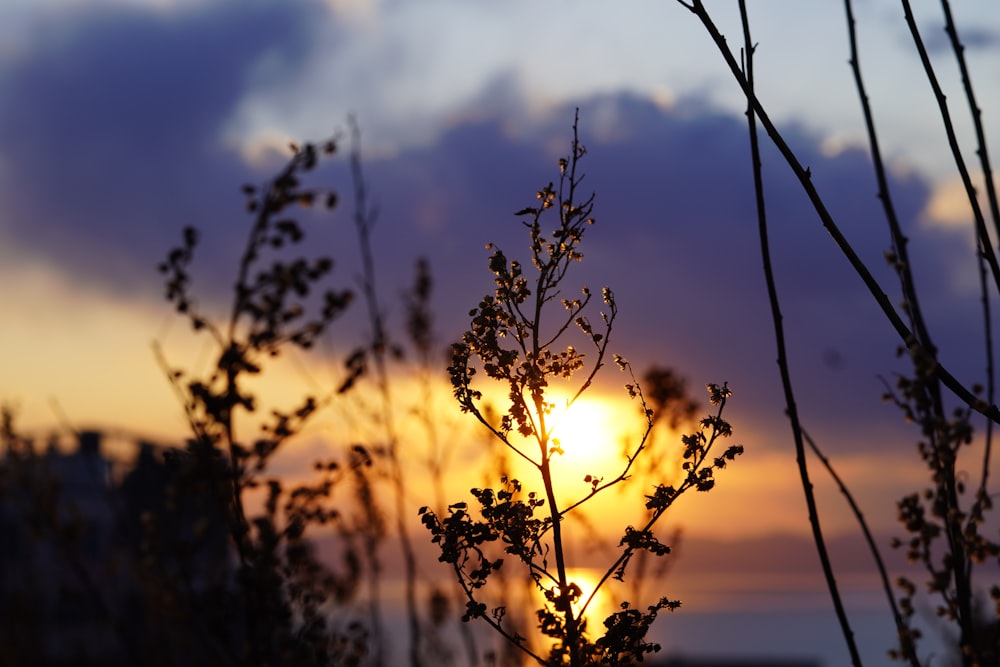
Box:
376, 568, 949, 667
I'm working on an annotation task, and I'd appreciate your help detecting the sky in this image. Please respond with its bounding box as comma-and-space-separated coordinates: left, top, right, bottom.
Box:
2, 2, 1000, 659
2, 0, 999, 512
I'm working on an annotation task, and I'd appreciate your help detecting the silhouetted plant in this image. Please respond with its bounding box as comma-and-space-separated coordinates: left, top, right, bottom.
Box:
882, 369, 1000, 665
0, 412, 142, 664
155, 136, 370, 665
402, 254, 487, 667
617, 367, 698, 607
340, 117, 427, 667
421, 113, 742, 667
676, 1, 1000, 665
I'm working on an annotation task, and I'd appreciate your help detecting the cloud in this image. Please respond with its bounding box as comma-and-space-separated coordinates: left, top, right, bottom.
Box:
924, 171, 1000, 231
923, 25, 1000, 54
0, 0, 324, 298
346, 93, 964, 457
0, 0, 978, 460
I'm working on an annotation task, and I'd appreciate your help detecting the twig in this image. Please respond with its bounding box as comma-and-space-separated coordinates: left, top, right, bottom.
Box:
805, 427, 920, 666
348, 117, 423, 667
937, 0, 997, 531
899, 0, 1000, 297
736, 3, 862, 664
675, 0, 1000, 425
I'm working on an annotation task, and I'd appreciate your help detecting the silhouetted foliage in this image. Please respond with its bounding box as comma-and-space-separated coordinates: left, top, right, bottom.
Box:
679, 1, 1000, 665
643, 368, 699, 433
154, 136, 371, 665
422, 113, 742, 667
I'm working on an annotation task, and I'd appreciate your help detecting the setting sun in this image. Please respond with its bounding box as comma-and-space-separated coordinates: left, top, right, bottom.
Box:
565, 567, 616, 630
549, 396, 620, 463
540, 392, 644, 498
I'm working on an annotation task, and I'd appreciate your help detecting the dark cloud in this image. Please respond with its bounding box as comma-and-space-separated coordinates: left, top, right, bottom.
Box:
923, 25, 1000, 53
0, 0, 324, 296
356, 93, 984, 460
0, 3, 978, 458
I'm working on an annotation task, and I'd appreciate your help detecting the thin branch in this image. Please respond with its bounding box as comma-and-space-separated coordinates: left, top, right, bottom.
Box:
348, 117, 422, 667
557, 361, 654, 519
676, 0, 1000, 425
975, 242, 995, 509
937, 0, 996, 519
804, 427, 921, 667
736, 4, 862, 664
899, 4, 981, 652
451, 562, 547, 667
939, 0, 1000, 243
582, 390, 733, 620
843, 0, 935, 357
899, 0, 1000, 297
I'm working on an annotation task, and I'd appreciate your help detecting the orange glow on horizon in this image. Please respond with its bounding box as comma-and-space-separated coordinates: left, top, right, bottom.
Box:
488, 388, 651, 507
564, 567, 617, 632
549, 394, 629, 470
0, 259, 931, 545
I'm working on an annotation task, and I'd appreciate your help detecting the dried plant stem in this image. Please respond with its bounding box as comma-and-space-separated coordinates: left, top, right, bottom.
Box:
348, 118, 423, 667
938, 0, 1000, 238
839, 6, 927, 664
937, 0, 998, 518
900, 0, 1000, 297
898, 4, 987, 653
676, 0, 1000, 425
843, 0, 933, 353
805, 428, 920, 667
736, 4, 862, 664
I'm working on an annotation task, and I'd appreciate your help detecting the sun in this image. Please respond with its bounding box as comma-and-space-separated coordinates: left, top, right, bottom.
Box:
564, 567, 617, 629
549, 396, 616, 461
545, 393, 635, 494
497, 388, 645, 504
